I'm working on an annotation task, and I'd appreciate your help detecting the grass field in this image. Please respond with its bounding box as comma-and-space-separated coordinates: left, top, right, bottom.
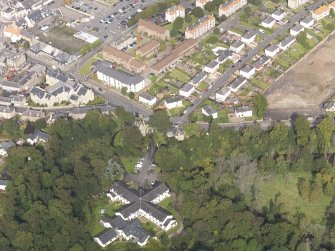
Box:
168, 68, 190, 83
80, 57, 100, 75
253, 172, 332, 224
35, 22, 87, 55
120, 156, 137, 174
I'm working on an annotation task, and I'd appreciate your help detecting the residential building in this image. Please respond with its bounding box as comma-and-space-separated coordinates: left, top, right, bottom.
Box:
3, 23, 21, 43
202, 105, 218, 119
240, 65, 255, 79
252, 55, 270, 71
290, 24, 304, 36
106, 182, 176, 231
196, 0, 212, 9
179, 84, 195, 97
24, 9, 46, 27
216, 49, 234, 63
163, 96, 183, 109
261, 16, 275, 29
30, 81, 94, 106
312, 5, 329, 21
139, 93, 157, 106
137, 19, 170, 40
278, 36, 296, 50
27, 130, 49, 145
235, 106, 253, 118
12, 95, 26, 106
0, 180, 8, 191
216, 87, 231, 102
300, 16, 315, 28
230, 40, 245, 53
111, 33, 136, 50
203, 60, 220, 74
21, 109, 45, 121
0, 106, 16, 119
102, 45, 145, 73
271, 9, 286, 21
1, 80, 21, 92
136, 40, 160, 58
96, 61, 147, 93
241, 31, 256, 44
165, 5, 185, 23
0, 141, 15, 157
151, 39, 197, 74
219, 0, 247, 17
324, 102, 335, 112
185, 15, 215, 39
288, 0, 309, 9
228, 76, 247, 92
330, 1, 335, 11
189, 71, 207, 87
46, 68, 69, 86
265, 44, 280, 57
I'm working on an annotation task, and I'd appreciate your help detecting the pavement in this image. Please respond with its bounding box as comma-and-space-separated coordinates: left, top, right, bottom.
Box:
173, 0, 326, 125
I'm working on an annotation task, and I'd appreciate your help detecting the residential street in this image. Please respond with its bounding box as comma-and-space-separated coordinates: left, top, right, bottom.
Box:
174, 0, 326, 124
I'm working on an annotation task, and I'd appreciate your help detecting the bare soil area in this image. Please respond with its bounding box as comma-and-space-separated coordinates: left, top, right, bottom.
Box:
266, 35, 335, 109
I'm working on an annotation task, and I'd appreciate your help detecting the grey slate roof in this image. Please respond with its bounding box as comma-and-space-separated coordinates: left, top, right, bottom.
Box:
241, 64, 254, 73
300, 16, 314, 25
280, 36, 296, 47
1, 80, 21, 90
142, 183, 169, 202
96, 61, 144, 86
217, 49, 233, 63
272, 9, 285, 17
205, 60, 219, 69
139, 92, 156, 101
266, 44, 279, 52
0, 105, 15, 113
229, 76, 247, 90
111, 182, 139, 203
0, 141, 15, 151
27, 9, 45, 23
217, 86, 231, 96
47, 69, 69, 83
291, 24, 304, 32
242, 31, 256, 40
120, 219, 150, 244
230, 40, 244, 49
0, 180, 8, 187
28, 130, 49, 142
164, 96, 182, 104
252, 55, 270, 69
236, 106, 252, 113
180, 83, 194, 93
202, 105, 217, 115
95, 229, 118, 245
190, 71, 207, 85
262, 16, 275, 25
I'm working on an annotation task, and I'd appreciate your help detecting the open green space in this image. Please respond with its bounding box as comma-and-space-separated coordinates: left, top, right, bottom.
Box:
251, 78, 268, 90
253, 172, 332, 224
168, 68, 191, 83
80, 57, 100, 75
120, 156, 138, 174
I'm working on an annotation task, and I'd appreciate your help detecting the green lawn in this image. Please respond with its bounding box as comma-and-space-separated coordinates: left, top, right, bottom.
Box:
251, 78, 268, 90
80, 57, 100, 76
168, 68, 190, 83
120, 156, 138, 174
164, 14, 198, 33
253, 172, 332, 224
197, 82, 209, 91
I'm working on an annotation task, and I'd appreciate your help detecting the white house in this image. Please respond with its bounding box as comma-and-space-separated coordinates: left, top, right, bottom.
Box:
0, 180, 8, 191
202, 105, 218, 119
94, 229, 119, 248
27, 130, 49, 145
230, 40, 245, 53
179, 84, 195, 98
265, 44, 280, 58
290, 24, 304, 36
189, 71, 207, 87
216, 87, 231, 102
241, 31, 256, 44
165, 5, 185, 23
278, 36, 296, 51
3, 24, 21, 43
139, 93, 157, 106
261, 16, 276, 29
0, 106, 16, 119
240, 65, 256, 79
271, 9, 286, 21
203, 60, 220, 74
0, 141, 15, 157
300, 16, 314, 28
312, 5, 330, 21
235, 106, 253, 118
324, 102, 335, 112
229, 76, 248, 93
163, 96, 183, 109
96, 61, 147, 93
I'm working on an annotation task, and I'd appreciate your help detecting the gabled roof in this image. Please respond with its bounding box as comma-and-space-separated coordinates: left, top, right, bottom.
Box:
202, 105, 217, 115
280, 36, 296, 47
95, 229, 118, 245
266, 44, 279, 52
47, 68, 69, 82
28, 130, 49, 142
230, 40, 244, 49
240, 64, 255, 73
111, 182, 139, 203
272, 9, 285, 16
139, 92, 156, 101
190, 71, 207, 85
236, 106, 252, 113
262, 16, 275, 24
0, 180, 8, 186
0, 141, 15, 151
229, 76, 247, 90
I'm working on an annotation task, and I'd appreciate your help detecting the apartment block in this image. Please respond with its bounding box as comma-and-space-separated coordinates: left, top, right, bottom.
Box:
219, 0, 247, 17
185, 15, 215, 39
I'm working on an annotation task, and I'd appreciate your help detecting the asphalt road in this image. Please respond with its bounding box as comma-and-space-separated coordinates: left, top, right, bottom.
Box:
173, 0, 326, 124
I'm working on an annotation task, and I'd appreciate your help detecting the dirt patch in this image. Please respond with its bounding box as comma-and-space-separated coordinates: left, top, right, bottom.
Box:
266, 35, 335, 109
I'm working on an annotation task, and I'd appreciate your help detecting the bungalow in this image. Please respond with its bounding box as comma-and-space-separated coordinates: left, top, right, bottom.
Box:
252, 55, 270, 71
271, 9, 286, 21
230, 40, 245, 53
290, 24, 304, 36
265, 44, 280, 58
27, 130, 49, 145
179, 84, 195, 98
189, 71, 207, 87
300, 16, 314, 28
278, 36, 296, 51
312, 5, 329, 21
240, 65, 256, 79
202, 105, 218, 119
163, 96, 183, 109
203, 60, 220, 74
261, 16, 275, 29
235, 106, 253, 118
0, 180, 8, 191
0, 141, 15, 157
139, 93, 157, 106
241, 31, 256, 44
216, 49, 233, 64
228, 76, 247, 93
215, 87, 231, 102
